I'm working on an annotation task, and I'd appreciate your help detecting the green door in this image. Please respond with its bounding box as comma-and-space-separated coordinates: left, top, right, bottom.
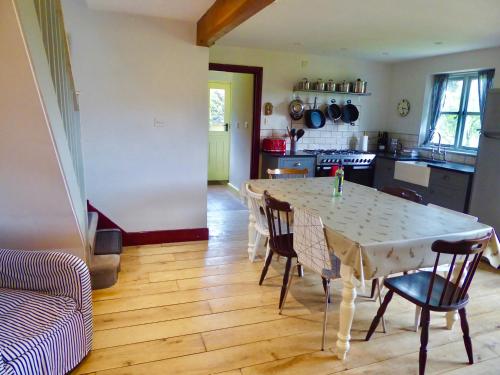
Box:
208, 81, 231, 181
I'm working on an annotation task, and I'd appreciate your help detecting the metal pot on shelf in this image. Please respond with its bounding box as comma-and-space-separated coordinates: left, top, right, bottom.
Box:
326, 80, 336, 92
315, 79, 325, 91
298, 78, 310, 90
339, 80, 351, 93
353, 79, 367, 94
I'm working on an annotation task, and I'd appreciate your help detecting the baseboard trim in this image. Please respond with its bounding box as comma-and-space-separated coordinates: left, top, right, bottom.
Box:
123, 228, 209, 246
87, 201, 209, 246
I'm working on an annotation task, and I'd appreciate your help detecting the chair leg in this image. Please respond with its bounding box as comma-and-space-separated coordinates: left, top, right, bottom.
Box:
297, 263, 304, 277
250, 232, 261, 262
264, 238, 270, 260
414, 306, 422, 332
376, 279, 386, 333
365, 290, 394, 341
259, 249, 274, 285
459, 308, 474, 364
322, 277, 331, 303
321, 279, 331, 351
369, 279, 378, 299
279, 257, 293, 309
419, 308, 430, 375
279, 263, 296, 315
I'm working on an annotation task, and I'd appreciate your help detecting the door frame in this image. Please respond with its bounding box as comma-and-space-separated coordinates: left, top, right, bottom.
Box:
209, 63, 263, 179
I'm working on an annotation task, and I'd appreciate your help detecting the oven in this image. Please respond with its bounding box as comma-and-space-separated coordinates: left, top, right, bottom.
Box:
316, 164, 374, 187
309, 150, 376, 187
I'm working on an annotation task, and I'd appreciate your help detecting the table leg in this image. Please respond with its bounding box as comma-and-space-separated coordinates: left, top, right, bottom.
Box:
446, 260, 466, 330
336, 264, 357, 360
247, 211, 257, 262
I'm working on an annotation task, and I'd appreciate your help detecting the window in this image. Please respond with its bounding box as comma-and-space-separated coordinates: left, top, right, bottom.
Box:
430, 73, 481, 150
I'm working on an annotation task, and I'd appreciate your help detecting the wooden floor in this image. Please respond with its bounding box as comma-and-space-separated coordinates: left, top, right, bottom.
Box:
73, 186, 500, 375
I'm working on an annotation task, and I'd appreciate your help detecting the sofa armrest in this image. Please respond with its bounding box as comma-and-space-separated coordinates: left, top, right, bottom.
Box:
0, 249, 92, 311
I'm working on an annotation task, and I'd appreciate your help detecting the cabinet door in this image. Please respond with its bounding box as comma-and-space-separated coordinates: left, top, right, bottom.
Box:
279, 158, 315, 177
373, 158, 395, 189
427, 169, 471, 212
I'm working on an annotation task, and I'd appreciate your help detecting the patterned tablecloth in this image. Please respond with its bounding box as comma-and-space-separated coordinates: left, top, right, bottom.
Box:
247, 177, 499, 282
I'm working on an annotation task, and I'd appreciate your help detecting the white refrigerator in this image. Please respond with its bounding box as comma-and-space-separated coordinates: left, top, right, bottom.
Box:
469, 88, 500, 233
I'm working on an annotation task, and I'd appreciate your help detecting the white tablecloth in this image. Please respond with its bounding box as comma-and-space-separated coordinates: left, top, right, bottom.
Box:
246, 177, 499, 282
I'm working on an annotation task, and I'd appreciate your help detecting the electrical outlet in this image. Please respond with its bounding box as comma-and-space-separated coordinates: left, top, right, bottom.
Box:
244, 121, 248, 128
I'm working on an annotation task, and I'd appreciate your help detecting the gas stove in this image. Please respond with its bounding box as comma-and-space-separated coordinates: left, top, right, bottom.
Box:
303, 149, 376, 166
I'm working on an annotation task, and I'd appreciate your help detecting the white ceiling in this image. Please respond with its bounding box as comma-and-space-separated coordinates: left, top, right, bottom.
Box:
85, 0, 216, 22
217, 0, 500, 62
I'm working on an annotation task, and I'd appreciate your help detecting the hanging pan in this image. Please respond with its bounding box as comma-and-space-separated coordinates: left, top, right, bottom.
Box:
324, 99, 342, 122
289, 97, 305, 120
341, 99, 359, 126
305, 97, 326, 129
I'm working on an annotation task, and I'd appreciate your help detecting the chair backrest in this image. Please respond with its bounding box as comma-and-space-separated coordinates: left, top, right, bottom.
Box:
263, 191, 293, 254
426, 233, 492, 307
245, 183, 268, 233
380, 186, 423, 203
293, 207, 340, 277
267, 168, 308, 179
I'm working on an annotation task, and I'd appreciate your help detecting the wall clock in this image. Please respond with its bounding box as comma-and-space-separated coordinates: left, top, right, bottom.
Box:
397, 99, 410, 117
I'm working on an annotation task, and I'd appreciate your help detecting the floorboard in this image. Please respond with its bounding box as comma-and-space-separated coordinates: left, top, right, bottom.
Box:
72, 185, 500, 374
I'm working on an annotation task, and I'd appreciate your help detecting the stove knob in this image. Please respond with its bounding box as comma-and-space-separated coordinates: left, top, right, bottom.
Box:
322, 159, 326, 163
355, 159, 359, 163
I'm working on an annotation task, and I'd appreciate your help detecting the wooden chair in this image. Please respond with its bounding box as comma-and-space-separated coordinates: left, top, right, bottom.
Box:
267, 168, 308, 179
260, 191, 302, 308
379, 186, 423, 203
280, 207, 341, 350
365, 234, 492, 375
244, 183, 270, 262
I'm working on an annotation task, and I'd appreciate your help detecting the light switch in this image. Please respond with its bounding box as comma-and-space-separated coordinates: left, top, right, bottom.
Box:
244, 122, 248, 128
153, 118, 166, 127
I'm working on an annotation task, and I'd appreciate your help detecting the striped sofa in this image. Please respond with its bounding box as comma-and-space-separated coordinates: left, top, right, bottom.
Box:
0, 249, 93, 374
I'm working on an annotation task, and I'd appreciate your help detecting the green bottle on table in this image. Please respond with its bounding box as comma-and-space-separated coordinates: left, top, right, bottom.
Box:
333, 162, 344, 197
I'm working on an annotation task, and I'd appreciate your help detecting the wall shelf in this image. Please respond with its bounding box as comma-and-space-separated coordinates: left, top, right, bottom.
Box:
293, 89, 372, 96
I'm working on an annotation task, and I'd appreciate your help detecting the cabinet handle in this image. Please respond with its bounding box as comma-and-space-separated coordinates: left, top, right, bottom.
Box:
294, 162, 301, 166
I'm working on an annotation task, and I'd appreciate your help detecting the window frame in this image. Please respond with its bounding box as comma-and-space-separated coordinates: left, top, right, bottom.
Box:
428, 72, 480, 151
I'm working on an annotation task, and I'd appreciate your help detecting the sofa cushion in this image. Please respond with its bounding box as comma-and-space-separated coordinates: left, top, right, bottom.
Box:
0, 288, 77, 362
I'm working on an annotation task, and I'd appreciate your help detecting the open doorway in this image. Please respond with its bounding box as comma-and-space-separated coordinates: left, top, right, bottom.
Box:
208, 70, 254, 190
207, 64, 262, 215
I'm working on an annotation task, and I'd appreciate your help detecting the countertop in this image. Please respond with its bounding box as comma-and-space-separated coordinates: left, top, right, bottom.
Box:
261, 151, 316, 157
376, 153, 475, 174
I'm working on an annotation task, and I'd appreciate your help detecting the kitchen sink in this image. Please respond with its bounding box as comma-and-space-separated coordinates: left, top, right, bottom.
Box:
394, 161, 431, 187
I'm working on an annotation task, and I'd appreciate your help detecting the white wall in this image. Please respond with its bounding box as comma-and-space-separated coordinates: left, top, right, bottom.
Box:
210, 46, 391, 151
0, 0, 85, 257
63, 1, 209, 232
386, 47, 500, 140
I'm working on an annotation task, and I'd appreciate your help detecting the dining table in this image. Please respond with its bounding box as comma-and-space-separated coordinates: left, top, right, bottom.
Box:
243, 177, 499, 360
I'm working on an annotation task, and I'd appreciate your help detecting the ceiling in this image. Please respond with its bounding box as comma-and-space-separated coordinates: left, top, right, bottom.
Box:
217, 0, 500, 62
85, 0, 216, 22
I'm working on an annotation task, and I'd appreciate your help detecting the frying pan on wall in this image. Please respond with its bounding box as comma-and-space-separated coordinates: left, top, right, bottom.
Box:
289, 97, 305, 120
305, 97, 326, 129
341, 100, 359, 125
325, 99, 342, 122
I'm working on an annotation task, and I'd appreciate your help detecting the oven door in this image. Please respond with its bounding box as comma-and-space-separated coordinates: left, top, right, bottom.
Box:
315, 165, 333, 177
344, 165, 374, 187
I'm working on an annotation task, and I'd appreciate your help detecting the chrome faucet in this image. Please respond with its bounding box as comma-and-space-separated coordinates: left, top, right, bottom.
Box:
430, 131, 447, 162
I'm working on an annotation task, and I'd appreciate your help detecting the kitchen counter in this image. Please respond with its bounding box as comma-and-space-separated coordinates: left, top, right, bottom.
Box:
261, 151, 316, 158
376, 153, 475, 174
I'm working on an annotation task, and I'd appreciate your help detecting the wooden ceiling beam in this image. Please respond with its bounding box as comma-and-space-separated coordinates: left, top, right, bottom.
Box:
197, 0, 274, 47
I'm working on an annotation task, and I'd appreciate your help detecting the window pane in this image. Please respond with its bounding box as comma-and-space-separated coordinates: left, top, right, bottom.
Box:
209, 88, 225, 128
467, 79, 480, 112
433, 114, 458, 145
441, 79, 463, 112
462, 115, 481, 148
